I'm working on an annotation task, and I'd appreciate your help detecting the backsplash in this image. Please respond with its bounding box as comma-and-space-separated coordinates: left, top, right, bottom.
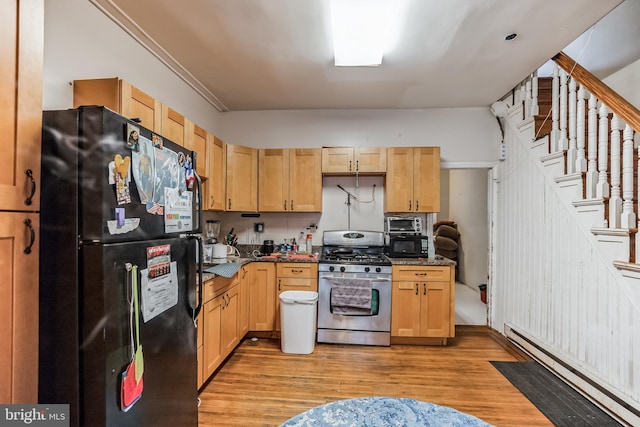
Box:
204, 175, 435, 256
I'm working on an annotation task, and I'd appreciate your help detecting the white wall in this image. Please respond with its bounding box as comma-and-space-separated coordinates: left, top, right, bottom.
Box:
207, 176, 387, 251
217, 109, 501, 163
448, 168, 489, 288
604, 57, 640, 109
43, 0, 222, 133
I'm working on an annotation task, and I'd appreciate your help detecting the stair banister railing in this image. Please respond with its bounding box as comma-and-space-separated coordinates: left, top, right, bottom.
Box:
553, 53, 640, 131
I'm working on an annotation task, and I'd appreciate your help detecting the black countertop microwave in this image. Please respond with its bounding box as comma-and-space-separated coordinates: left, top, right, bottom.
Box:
387, 235, 429, 258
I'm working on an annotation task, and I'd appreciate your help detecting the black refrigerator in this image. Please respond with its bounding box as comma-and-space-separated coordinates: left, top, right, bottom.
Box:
39, 106, 203, 427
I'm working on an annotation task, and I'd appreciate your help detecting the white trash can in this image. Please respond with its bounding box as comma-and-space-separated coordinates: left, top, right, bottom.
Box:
279, 290, 318, 354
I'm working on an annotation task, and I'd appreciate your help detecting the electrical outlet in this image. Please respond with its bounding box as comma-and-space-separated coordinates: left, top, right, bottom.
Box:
254, 223, 264, 233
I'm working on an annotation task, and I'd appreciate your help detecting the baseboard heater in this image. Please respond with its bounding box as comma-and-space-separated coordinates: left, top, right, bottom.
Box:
504, 323, 640, 427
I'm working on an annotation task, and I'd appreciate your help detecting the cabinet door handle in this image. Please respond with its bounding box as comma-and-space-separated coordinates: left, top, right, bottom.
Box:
290, 200, 294, 210
415, 284, 418, 295
409, 200, 412, 211
23, 218, 35, 255
415, 272, 427, 276
349, 160, 352, 171
423, 283, 426, 295
25, 169, 36, 206
210, 195, 215, 208
355, 160, 359, 172
284, 200, 287, 210
228, 198, 231, 209
415, 200, 419, 211
292, 269, 303, 274
278, 279, 281, 291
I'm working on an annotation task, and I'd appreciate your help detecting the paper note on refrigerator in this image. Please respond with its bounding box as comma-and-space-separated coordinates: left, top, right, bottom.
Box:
140, 261, 178, 322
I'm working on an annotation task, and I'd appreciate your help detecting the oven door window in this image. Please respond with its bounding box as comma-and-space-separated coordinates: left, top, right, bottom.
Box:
330, 289, 379, 316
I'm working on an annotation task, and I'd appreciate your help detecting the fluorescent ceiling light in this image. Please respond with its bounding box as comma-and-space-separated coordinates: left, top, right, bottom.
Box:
330, 0, 393, 67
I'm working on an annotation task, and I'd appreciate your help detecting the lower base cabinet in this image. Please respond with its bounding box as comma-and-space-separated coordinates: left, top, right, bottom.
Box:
249, 262, 276, 331
202, 274, 241, 383
391, 265, 454, 339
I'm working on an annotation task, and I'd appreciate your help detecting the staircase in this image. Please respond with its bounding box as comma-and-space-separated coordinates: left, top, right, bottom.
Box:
507, 52, 640, 270
492, 52, 640, 425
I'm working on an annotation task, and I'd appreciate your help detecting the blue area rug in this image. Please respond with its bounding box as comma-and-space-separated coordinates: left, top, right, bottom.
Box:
280, 396, 493, 427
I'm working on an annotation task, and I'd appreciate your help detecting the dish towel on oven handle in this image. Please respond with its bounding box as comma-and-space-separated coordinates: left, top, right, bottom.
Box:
330, 278, 373, 315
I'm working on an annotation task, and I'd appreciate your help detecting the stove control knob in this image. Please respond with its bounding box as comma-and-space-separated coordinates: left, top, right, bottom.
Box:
364, 267, 370, 273
340, 266, 346, 273
329, 266, 335, 272
375, 267, 382, 273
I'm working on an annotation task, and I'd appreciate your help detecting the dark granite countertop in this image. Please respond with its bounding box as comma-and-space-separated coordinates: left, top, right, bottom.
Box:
387, 256, 457, 266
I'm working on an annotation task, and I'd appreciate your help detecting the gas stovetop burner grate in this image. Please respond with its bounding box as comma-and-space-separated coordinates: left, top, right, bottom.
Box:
319, 253, 390, 265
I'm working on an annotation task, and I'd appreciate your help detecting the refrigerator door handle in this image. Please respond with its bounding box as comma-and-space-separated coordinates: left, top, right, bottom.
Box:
190, 235, 204, 320
192, 170, 202, 234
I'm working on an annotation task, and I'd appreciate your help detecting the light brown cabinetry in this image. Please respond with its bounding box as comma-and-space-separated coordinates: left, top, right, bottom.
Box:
391, 265, 454, 339
185, 121, 209, 179
259, 149, 322, 212
0, 0, 43, 403
73, 78, 162, 133
385, 147, 440, 213
322, 147, 387, 174
226, 144, 258, 211
275, 263, 318, 331
202, 274, 241, 380
249, 262, 277, 331
195, 304, 204, 388
160, 104, 186, 146
204, 136, 226, 211
238, 264, 251, 337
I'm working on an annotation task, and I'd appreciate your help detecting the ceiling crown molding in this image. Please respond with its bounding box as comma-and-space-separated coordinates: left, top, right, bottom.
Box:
89, 0, 229, 112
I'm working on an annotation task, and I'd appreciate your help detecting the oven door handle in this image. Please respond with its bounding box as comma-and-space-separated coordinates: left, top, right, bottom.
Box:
320, 276, 391, 282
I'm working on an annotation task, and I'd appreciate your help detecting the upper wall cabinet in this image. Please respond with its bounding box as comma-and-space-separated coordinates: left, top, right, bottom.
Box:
1, 0, 43, 212
160, 104, 186, 146
226, 144, 258, 212
259, 148, 322, 212
385, 147, 440, 213
185, 121, 208, 179
73, 78, 162, 133
322, 147, 386, 175
204, 136, 226, 211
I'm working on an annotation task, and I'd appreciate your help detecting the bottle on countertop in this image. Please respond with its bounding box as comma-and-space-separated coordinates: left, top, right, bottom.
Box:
306, 234, 313, 254
292, 238, 298, 253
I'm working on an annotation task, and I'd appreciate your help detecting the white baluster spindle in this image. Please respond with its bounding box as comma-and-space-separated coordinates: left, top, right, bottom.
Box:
567, 77, 578, 173
609, 114, 622, 228
531, 73, 539, 116
586, 93, 598, 198
596, 103, 610, 203
621, 124, 636, 229
558, 69, 568, 151
551, 65, 560, 151
575, 84, 587, 172
524, 78, 532, 118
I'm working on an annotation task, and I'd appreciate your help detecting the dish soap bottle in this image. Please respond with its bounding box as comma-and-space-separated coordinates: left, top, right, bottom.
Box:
306, 234, 313, 254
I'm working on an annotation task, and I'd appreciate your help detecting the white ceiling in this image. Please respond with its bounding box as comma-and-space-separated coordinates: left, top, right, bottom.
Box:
92, 0, 640, 112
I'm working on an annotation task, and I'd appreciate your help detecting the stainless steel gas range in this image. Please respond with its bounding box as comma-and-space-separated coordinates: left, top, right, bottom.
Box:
317, 230, 392, 346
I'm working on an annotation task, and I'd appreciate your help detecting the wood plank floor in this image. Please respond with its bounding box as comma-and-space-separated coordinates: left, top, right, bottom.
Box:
198, 326, 553, 426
